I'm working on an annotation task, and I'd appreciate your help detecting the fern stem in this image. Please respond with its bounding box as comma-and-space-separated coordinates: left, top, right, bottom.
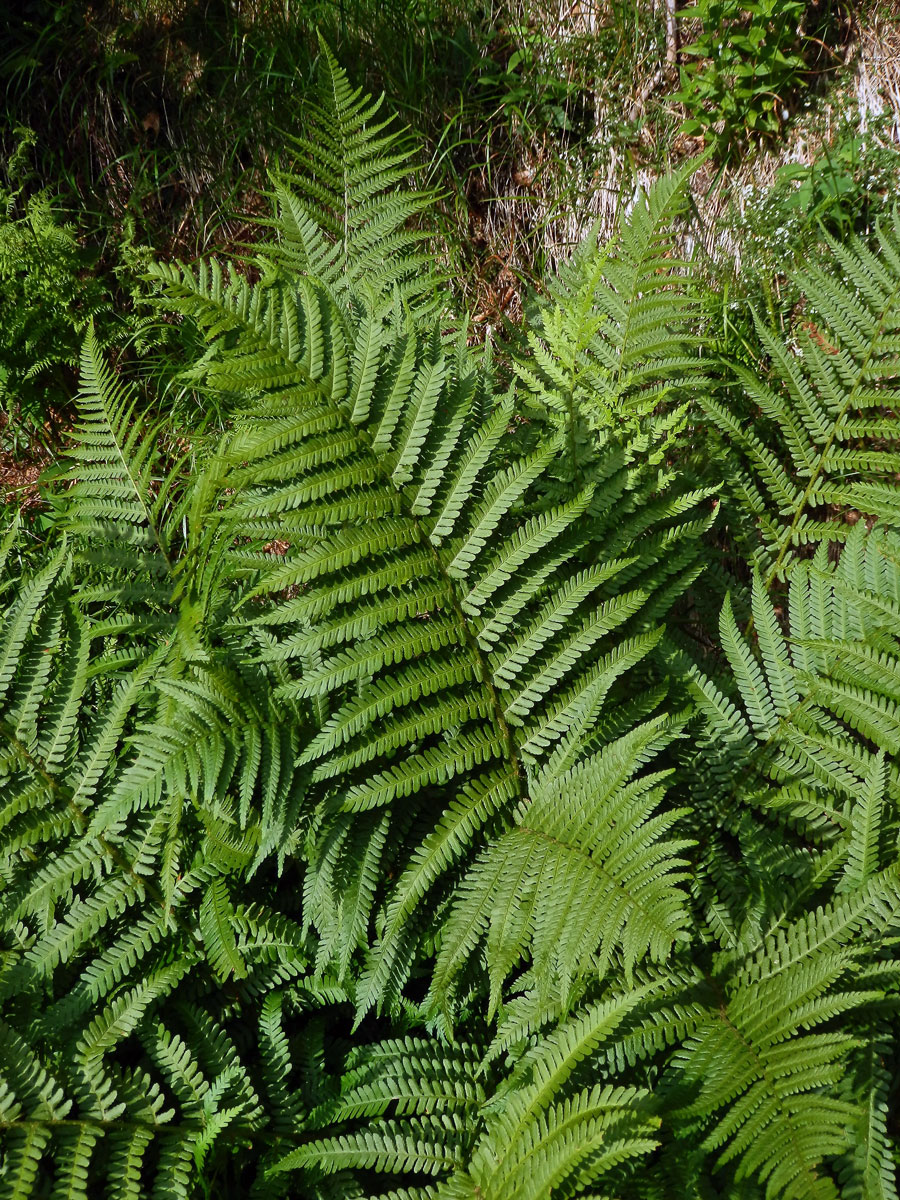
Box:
565, 392, 580, 486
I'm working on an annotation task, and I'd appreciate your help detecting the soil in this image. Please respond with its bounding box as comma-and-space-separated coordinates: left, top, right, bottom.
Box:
0, 414, 58, 511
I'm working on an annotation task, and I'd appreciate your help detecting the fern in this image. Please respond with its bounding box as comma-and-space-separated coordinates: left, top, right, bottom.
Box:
259, 36, 440, 318
64, 332, 183, 589
517, 160, 704, 448
430, 714, 693, 1015
665, 888, 899, 1200
3, 47, 900, 1200
704, 215, 900, 581
688, 525, 900, 882
155, 166, 714, 1017
274, 995, 662, 1199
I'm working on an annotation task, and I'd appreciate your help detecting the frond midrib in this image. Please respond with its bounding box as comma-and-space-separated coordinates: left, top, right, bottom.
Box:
227, 303, 531, 802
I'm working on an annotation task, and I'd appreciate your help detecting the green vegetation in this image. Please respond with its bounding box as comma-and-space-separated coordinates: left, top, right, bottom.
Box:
674, 0, 838, 155
3, 5, 900, 1200
0, 156, 111, 453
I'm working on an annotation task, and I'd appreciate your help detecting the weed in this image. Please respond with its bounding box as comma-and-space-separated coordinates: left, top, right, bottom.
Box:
675, 0, 850, 158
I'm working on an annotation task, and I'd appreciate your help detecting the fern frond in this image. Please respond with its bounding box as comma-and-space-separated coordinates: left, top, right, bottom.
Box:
705, 213, 900, 580
66, 331, 183, 589
260, 38, 440, 317
274, 992, 661, 1199
519, 162, 704, 444
835, 1028, 899, 1200
157, 222, 713, 1013
666, 891, 897, 1200
686, 526, 900, 889
430, 716, 693, 1013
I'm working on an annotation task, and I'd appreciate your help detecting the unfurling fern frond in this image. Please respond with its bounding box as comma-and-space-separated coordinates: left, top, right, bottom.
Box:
705, 215, 900, 581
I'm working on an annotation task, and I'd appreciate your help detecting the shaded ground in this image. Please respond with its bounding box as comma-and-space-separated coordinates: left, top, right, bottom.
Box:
0, 414, 58, 510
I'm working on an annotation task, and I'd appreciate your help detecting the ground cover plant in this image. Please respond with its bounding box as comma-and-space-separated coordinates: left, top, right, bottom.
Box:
673, 0, 846, 157
2, 36, 900, 1200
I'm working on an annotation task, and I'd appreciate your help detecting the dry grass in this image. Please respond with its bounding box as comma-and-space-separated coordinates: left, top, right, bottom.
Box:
446, 1, 900, 292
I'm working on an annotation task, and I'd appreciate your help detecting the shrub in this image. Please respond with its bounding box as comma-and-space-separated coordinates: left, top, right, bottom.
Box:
675, 0, 843, 157
0, 175, 112, 453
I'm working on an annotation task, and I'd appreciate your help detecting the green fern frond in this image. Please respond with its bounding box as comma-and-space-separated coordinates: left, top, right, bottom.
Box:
66, 331, 183, 588
701, 529, 900, 867
274, 992, 661, 1199
666, 887, 898, 1200
430, 715, 693, 1014
705, 213, 900, 581
260, 38, 440, 317
835, 1028, 899, 1200
519, 162, 704, 444
156, 220, 713, 1014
